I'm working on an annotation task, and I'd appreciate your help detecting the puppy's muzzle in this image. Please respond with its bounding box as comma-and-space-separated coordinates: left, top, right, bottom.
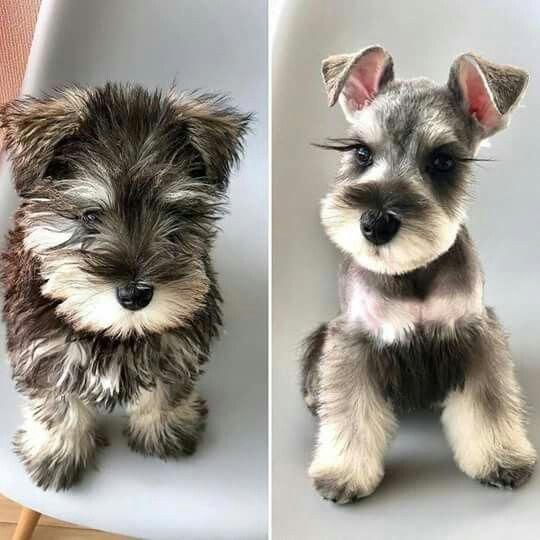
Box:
116, 281, 154, 311
360, 210, 401, 246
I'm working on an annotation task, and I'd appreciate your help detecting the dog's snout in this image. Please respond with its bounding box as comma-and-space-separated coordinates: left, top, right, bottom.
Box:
116, 282, 154, 311
360, 210, 401, 246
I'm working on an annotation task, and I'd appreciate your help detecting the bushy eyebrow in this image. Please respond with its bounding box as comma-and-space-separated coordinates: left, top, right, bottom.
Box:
312, 138, 368, 152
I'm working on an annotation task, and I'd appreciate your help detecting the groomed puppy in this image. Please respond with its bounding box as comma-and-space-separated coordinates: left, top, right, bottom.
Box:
0, 83, 250, 490
302, 46, 536, 503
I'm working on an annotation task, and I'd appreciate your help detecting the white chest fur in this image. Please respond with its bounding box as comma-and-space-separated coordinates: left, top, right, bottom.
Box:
346, 278, 484, 343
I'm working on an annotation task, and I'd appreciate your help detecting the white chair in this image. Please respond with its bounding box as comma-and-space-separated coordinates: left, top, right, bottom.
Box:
272, 1, 540, 538
0, 1, 268, 538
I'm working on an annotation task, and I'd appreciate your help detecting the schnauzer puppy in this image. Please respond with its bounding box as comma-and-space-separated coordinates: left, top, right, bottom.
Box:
302, 46, 536, 503
0, 83, 250, 490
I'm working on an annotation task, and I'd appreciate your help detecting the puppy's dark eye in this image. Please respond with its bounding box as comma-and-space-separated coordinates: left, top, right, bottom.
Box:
355, 145, 373, 167
428, 152, 456, 174
81, 209, 101, 230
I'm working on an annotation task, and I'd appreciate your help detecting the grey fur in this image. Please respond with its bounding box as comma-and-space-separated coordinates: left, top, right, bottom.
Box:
304, 47, 536, 503
13, 395, 108, 491
125, 386, 208, 458
448, 53, 529, 117
301, 323, 326, 415
1, 83, 250, 490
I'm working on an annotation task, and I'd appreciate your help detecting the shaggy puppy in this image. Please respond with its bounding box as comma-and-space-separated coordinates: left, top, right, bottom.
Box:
0, 83, 250, 490
302, 46, 536, 503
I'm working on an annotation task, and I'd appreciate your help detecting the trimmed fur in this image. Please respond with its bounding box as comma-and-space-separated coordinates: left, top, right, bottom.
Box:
303, 47, 535, 503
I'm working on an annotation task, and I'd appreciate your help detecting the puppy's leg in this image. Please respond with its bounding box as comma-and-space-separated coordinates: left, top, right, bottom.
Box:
14, 394, 104, 491
301, 323, 327, 415
126, 382, 207, 459
309, 321, 397, 503
442, 310, 536, 489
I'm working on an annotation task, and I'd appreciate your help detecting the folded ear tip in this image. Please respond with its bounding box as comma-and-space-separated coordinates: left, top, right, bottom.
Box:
449, 52, 529, 135
516, 67, 530, 84
453, 52, 477, 69
321, 55, 332, 67
320, 58, 339, 107
455, 52, 529, 78
321, 55, 337, 81
365, 44, 388, 56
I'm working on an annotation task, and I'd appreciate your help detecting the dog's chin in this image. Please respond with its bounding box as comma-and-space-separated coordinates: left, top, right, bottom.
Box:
39, 258, 210, 339
325, 221, 462, 276
351, 243, 452, 275
51, 288, 202, 339
55, 296, 183, 338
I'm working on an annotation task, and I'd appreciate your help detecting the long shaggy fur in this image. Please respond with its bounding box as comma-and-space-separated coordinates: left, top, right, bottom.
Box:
1, 83, 250, 490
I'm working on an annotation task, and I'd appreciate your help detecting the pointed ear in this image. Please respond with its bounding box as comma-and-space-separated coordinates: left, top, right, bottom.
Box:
0, 88, 88, 195
448, 53, 529, 137
172, 93, 252, 189
321, 45, 394, 121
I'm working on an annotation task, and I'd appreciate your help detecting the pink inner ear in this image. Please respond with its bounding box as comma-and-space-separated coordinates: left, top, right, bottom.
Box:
342, 51, 386, 112
460, 61, 501, 131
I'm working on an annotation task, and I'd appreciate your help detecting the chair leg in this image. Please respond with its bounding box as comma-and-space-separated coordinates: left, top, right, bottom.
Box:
12, 506, 41, 540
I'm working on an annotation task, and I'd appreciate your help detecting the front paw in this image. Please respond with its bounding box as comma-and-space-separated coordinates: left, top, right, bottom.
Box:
309, 463, 383, 504
479, 461, 536, 489
126, 396, 208, 459
13, 428, 103, 491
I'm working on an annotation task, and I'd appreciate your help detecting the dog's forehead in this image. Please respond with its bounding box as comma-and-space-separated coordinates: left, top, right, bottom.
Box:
53, 93, 201, 203
57, 156, 202, 209
350, 80, 472, 150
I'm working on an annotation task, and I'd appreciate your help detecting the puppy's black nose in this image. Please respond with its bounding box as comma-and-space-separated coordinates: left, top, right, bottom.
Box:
116, 282, 154, 311
360, 210, 401, 246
